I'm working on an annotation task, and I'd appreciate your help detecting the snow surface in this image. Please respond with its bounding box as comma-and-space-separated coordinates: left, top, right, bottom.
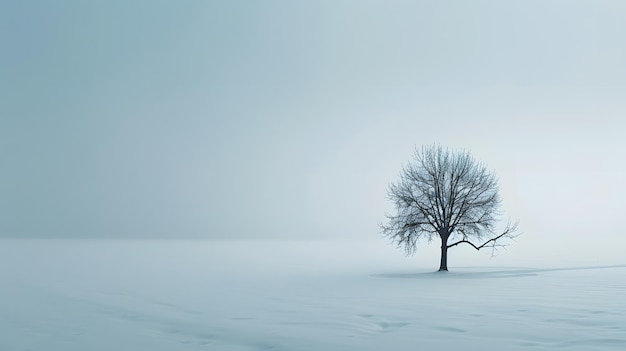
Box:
0, 238, 624, 351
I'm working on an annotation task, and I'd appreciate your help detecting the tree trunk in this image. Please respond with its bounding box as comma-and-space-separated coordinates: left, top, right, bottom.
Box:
439, 235, 449, 271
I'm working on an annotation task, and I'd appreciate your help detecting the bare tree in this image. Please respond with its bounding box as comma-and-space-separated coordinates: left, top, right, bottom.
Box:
381, 145, 518, 271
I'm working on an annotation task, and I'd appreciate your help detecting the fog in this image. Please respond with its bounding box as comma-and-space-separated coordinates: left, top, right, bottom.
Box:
1, 1, 625, 244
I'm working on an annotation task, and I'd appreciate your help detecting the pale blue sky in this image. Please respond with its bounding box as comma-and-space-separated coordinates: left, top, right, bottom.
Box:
1, 1, 625, 239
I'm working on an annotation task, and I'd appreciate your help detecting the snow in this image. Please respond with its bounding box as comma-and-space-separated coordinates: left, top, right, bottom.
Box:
0, 238, 624, 350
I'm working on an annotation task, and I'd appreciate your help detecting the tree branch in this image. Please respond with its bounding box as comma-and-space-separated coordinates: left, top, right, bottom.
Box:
446, 221, 519, 252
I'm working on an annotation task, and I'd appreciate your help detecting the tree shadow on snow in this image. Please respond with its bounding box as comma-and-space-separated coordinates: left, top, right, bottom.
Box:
372, 264, 626, 280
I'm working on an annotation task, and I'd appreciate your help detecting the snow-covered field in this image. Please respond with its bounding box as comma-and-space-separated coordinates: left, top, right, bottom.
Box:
0, 238, 624, 351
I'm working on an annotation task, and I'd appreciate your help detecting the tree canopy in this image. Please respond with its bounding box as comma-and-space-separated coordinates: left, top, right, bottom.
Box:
381, 145, 518, 271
